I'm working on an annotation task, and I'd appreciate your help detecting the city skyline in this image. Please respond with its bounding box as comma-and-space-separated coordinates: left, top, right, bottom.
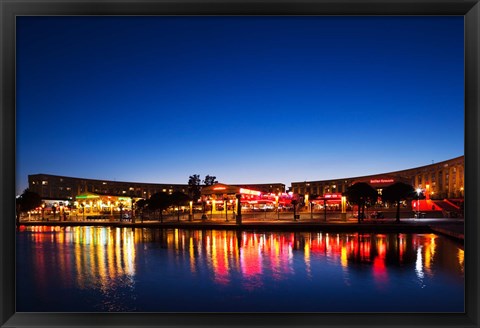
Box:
16, 16, 464, 194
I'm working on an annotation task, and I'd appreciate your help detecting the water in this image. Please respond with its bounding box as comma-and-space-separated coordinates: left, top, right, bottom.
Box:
16, 226, 464, 312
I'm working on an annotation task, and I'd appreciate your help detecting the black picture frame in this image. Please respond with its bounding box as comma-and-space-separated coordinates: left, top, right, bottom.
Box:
1, 1, 478, 327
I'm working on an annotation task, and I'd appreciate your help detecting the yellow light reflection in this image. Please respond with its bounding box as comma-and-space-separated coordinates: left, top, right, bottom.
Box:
458, 248, 464, 273
304, 242, 311, 276
341, 245, 348, 268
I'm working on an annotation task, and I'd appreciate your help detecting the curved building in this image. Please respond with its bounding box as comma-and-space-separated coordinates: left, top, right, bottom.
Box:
291, 156, 464, 200
28, 156, 463, 202
27, 174, 285, 201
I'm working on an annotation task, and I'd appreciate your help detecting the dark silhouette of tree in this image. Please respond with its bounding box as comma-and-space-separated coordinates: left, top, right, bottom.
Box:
170, 191, 190, 222
381, 182, 415, 223
203, 175, 218, 186
148, 192, 170, 223
344, 182, 378, 223
135, 199, 147, 223
16, 189, 42, 225
188, 174, 201, 201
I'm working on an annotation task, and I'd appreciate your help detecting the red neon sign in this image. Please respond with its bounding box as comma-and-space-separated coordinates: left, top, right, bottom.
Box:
370, 179, 395, 184
323, 193, 342, 198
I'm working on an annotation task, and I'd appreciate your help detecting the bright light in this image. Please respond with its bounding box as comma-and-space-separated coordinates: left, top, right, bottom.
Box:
416, 188, 422, 195
239, 188, 261, 196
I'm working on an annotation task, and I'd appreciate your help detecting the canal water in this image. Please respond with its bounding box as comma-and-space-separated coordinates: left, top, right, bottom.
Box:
16, 226, 464, 312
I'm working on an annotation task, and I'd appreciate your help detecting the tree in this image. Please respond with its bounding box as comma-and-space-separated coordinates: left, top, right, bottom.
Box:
203, 175, 218, 186
344, 183, 378, 223
188, 174, 201, 201
148, 192, 171, 223
16, 189, 42, 224
170, 191, 190, 222
135, 199, 148, 223
381, 182, 415, 223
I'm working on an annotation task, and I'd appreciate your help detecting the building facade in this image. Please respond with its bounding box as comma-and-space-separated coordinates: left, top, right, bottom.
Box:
28, 174, 286, 201
291, 156, 464, 200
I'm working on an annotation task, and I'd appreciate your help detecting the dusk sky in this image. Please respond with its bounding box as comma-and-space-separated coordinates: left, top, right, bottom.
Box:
16, 16, 464, 194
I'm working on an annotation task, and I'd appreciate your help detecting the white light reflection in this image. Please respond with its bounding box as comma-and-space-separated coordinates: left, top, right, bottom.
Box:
415, 246, 425, 286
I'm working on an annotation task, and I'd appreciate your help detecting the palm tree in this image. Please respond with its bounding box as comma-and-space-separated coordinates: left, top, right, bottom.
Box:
188, 174, 201, 201
381, 182, 415, 223
203, 175, 218, 186
344, 183, 378, 223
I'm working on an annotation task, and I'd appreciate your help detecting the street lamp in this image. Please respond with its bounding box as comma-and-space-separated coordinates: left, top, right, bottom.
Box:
189, 200, 193, 221
310, 201, 314, 220
119, 201, 124, 222
224, 197, 229, 222
275, 195, 279, 220
416, 188, 422, 218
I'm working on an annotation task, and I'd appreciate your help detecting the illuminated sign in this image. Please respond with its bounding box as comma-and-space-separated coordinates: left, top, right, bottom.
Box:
213, 187, 226, 190
76, 194, 100, 199
370, 179, 395, 184
239, 188, 262, 196
323, 193, 342, 198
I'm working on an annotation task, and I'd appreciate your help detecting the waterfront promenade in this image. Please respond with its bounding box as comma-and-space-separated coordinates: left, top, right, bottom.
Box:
18, 215, 465, 241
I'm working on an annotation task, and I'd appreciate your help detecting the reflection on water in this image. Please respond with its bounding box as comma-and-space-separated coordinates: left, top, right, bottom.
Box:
16, 226, 464, 312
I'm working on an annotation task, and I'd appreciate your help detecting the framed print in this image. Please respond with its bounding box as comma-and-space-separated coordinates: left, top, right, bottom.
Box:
1, 0, 479, 327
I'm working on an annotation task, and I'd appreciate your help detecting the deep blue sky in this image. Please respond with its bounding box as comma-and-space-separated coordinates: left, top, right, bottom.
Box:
16, 16, 464, 194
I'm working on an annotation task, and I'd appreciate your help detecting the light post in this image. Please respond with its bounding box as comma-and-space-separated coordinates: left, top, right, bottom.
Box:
236, 194, 242, 225
416, 188, 422, 218
275, 195, 279, 220
206, 200, 212, 220
310, 201, 314, 220
189, 200, 193, 221
130, 196, 135, 224
230, 199, 234, 221
224, 197, 228, 222
119, 202, 124, 222
324, 199, 327, 222
341, 196, 347, 222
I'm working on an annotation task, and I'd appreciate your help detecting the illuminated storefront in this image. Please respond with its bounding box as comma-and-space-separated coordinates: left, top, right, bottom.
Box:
74, 192, 141, 216
200, 183, 294, 214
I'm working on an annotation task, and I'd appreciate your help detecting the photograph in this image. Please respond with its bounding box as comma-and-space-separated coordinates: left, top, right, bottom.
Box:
13, 15, 467, 314
3, 0, 479, 325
